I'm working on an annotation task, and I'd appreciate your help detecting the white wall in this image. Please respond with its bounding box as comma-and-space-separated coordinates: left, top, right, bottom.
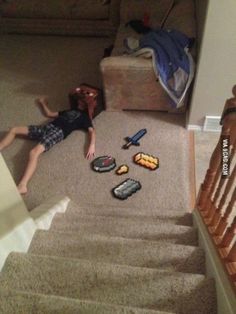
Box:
0, 153, 70, 271
0, 154, 36, 270
188, 0, 236, 127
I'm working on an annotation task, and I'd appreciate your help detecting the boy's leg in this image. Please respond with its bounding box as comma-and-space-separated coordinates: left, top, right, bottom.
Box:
17, 143, 45, 195
0, 126, 29, 151
17, 124, 63, 194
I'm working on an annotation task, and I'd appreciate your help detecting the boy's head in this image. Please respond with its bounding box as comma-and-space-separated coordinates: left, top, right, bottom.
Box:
69, 85, 98, 120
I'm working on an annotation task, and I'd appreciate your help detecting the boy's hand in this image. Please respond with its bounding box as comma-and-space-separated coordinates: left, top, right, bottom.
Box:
36, 97, 58, 118
86, 144, 95, 160
36, 97, 48, 108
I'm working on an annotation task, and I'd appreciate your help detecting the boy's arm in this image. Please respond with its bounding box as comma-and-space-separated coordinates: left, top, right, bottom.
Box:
86, 127, 95, 160
37, 98, 59, 118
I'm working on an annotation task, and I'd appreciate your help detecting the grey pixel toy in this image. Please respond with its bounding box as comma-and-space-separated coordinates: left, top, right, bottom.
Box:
112, 178, 141, 200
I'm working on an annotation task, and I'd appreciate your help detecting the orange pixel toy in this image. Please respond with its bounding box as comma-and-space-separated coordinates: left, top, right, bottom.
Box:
133, 152, 159, 170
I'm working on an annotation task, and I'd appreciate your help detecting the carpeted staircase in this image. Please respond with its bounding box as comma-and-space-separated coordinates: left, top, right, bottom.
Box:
0, 200, 217, 313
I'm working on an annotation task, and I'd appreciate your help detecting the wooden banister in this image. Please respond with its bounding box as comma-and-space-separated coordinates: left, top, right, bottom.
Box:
226, 242, 236, 263
213, 187, 236, 236
217, 160, 235, 212
197, 141, 221, 211
209, 166, 236, 229
218, 216, 236, 248
197, 85, 236, 287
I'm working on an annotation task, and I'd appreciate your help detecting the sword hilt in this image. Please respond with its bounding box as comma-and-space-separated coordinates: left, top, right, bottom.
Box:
122, 139, 140, 149
122, 129, 146, 149
122, 141, 132, 149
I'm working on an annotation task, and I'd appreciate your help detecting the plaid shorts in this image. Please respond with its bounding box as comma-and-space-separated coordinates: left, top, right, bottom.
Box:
28, 123, 64, 151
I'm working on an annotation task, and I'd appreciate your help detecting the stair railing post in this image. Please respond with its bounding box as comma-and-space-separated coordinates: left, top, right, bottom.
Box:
197, 85, 236, 286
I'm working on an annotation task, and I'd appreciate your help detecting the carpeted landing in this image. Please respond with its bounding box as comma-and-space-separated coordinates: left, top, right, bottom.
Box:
11, 110, 193, 211
0, 199, 217, 313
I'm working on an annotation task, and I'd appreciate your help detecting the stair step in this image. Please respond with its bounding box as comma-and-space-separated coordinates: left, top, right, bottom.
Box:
0, 288, 169, 314
50, 213, 198, 246
29, 230, 205, 274
64, 201, 193, 226
0, 252, 216, 314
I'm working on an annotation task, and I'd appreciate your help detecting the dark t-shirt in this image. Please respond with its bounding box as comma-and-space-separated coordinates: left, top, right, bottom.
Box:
51, 109, 93, 138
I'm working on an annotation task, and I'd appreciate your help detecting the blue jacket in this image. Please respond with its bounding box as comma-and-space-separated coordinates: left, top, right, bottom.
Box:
125, 29, 195, 108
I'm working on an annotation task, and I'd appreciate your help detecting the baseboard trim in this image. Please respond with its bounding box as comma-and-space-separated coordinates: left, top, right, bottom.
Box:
187, 124, 203, 131
188, 131, 196, 211
187, 123, 221, 132
203, 116, 222, 132
193, 209, 236, 314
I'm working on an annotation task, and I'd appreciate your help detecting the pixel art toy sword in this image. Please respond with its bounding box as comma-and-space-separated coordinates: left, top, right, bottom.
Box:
122, 128, 147, 149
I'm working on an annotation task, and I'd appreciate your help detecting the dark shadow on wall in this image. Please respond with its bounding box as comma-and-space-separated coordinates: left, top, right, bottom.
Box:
195, 0, 210, 54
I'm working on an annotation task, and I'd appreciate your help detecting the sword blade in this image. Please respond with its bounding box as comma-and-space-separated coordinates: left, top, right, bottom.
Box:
131, 128, 147, 142
122, 129, 147, 149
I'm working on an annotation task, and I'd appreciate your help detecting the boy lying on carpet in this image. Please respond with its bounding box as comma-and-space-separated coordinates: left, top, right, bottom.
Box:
0, 90, 96, 195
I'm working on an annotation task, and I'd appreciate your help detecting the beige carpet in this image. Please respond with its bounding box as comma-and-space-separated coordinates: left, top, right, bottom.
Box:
0, 33, 110, 209
0, 34, 192, 212
0, 199, 216, 313
0, 34, 217, 314
3, 110, 192, 211
194, 131, 219, 191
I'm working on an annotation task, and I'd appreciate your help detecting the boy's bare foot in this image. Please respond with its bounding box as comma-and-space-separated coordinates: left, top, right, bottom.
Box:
17, 183, 27, 195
